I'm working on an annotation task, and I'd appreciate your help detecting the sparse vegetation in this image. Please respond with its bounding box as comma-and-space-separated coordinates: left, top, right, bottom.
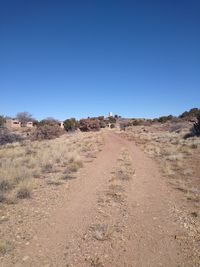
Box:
91, 223, 114, 241
0, 131, 104, 205
16, 185, 32, 199
0, 241, 13, 255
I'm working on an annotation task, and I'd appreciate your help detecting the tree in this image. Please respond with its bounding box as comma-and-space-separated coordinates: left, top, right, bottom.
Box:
63, 118, 78, 131
39, 118, 59, 126
16, 112, 34, 124
179, 108, 200, 119
108, 116, 116, 124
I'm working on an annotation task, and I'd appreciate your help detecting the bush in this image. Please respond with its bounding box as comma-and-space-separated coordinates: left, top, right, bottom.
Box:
99, 121, 106, 128
32, 122, 64, 140
179, 108, 200, 119
64, 118, 78, 131
0, 180, 12, 192
79, 119, 100, 132
131, 119, 141, 126
110, 123, 115, 129
16, 186, 31, 199
192, 116, 200, 136
0, 129, 23, 145
108, 116, 116, 124
157, 115, 174, 123
0, 116, 5, 127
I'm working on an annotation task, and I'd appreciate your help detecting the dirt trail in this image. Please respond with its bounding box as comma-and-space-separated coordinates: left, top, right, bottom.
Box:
5, 132, 187, 267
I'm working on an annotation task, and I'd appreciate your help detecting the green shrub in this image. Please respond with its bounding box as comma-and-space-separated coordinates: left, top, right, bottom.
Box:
108, 116, 116, 123
63, 118, 78, 131
99, 121, 106, 128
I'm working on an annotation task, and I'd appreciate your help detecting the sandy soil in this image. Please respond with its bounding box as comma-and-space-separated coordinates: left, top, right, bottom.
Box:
1, 132, 192, 266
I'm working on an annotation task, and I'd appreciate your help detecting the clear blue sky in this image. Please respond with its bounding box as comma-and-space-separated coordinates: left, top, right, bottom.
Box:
0, 0, 200, 120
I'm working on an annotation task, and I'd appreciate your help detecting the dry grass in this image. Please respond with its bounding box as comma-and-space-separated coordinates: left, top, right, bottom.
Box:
0, 131, 104, 204
120, 124, 200, 203
91, 223, 114, 241
0, 241, 13, 255
89, 256, 104, 267
117, 123, 200, 264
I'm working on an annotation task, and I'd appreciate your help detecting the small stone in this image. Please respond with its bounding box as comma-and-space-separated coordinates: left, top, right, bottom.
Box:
22, 256, 30, 262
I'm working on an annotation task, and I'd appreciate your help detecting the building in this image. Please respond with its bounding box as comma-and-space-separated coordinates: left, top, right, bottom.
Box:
26, 121, 33, 128
108, 112, 113, 117
58, 121, 64, 129
5, 119, 21, 128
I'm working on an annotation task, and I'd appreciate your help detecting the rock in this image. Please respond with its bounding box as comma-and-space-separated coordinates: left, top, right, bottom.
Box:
22, 256, 30, 262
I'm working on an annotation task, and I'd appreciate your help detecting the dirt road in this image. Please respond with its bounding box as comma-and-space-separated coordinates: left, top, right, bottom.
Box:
3, 132, 187, 267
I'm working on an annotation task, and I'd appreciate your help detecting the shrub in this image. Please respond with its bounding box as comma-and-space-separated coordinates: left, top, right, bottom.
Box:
0, 193, 5, 203
192, 115, 200, 136
0, 241, 13, 255
63, 118, 78, 131
16, 184, 32, 199
0, 129, 23, 145
179, 108, 200, 119
0, 115, 5, 127
131, 119, 141, 126
157, 115, 174, 123
32, 122, 64, 140
120, 123, 126, 131
110, 123, 115, 128
79, 119, 100, 132
99, 121, 106, 128
108, 116, 116, 124
0, 180, 12, 192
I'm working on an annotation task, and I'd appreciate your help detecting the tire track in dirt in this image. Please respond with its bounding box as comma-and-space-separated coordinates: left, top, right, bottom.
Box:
2, 132, 188, 266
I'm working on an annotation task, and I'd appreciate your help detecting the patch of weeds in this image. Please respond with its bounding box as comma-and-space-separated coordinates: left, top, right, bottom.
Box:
116, 170, 131, 180
0, 193, 5, 203
0, 241, 13, 255
14, 176, 26, 184
0, 216, 9, 224
68, 162, 81, 173
25, 148, 37, 155
46, 179, 63, 186
62, 173, 76, 180
0, 180, 12, 192
42, 163, 54, 173
191, 212, 198, 218
89, 256, 104, 267
190, 144, 198, 149
91, 224, 114, 241
4, 197, 17, 205
106, 184, 125, 203
16, 182, 32, 199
